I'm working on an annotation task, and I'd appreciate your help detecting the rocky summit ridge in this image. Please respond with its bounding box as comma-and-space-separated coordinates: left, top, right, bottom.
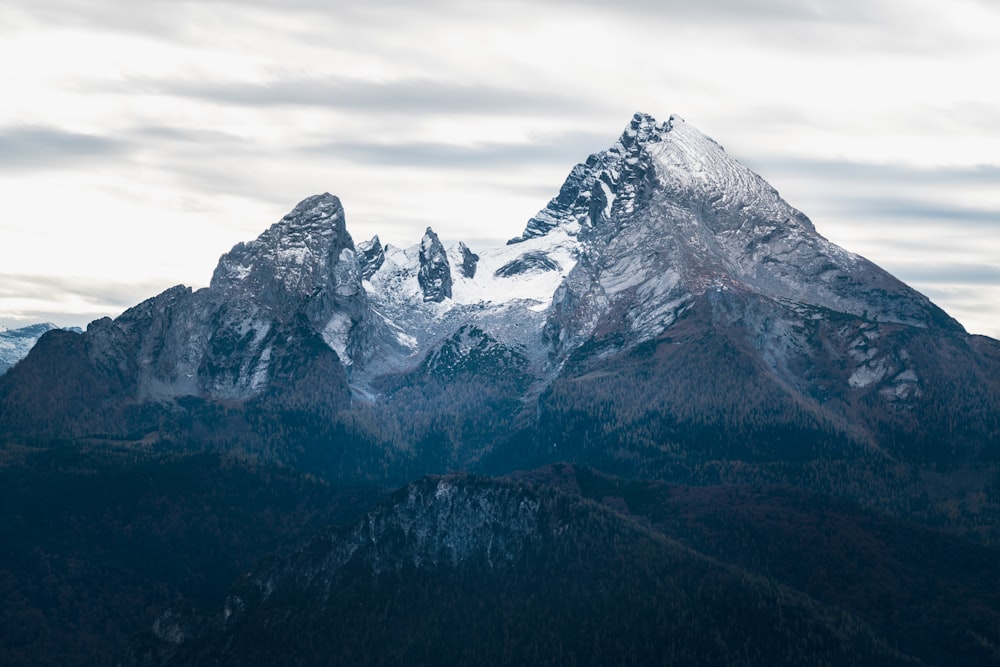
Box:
534, 113, 958, 355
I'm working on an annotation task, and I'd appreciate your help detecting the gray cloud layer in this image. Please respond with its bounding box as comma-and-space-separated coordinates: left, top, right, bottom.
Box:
749, 159, 1000, 186
0, 126, 129, 170
304, 132, 611, 168
0, 273, 172, 308
116, 76, 596, 116
831, 200, 999, 226
894, 264, 1000, 285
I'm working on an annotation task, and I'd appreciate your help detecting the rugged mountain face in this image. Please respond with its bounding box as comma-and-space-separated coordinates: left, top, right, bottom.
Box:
533, 113, 960, 362
208, 192, 374, 370
416, 227, 453, 302
355, 113, 997, 479
0, 195, 365, 436
356, 235, 385, 280
355, 115, 970, 393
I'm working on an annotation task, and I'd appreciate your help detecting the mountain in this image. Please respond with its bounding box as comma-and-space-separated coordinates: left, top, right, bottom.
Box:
144, 473, 928, 667
1, 112, 998, 528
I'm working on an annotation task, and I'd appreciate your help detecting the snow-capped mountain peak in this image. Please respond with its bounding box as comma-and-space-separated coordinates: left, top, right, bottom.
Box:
535, 112, 961, 361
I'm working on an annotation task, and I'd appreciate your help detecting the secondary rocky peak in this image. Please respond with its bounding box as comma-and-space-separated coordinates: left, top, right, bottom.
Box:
210, 193, 356, 300
43, 193, 375, 404
417, 227, 452, 302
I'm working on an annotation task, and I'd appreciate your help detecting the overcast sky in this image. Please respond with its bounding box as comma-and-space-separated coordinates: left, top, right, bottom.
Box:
1, 0, 998, 338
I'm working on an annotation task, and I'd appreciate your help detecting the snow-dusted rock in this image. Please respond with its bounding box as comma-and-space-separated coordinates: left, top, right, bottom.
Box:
186, 113, 962, 404
458, 241, 479, 279
537, 112, 961, 363
357, 235, 385, 280
417, 228, 453, 303
52, 193, 368, 402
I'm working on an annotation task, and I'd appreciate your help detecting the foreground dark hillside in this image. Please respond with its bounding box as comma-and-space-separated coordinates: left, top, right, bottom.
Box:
3, 446, 997, 666
0, 446, 386, 667
153, 475, 925, 667
514, 464, 1000, 667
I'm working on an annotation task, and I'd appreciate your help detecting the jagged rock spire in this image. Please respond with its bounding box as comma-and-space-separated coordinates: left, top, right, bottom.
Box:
211, 193, 358, 302
418, 227, 452, 302
510, 112, 672, 244
357, 235, 385, 280
458, 242, 479, 279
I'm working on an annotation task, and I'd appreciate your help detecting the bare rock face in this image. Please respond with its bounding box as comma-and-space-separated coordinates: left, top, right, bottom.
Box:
125, 193, 372, 399
417, 227, 453, 302
536, 113, 962, 362
212, 194, 356, 304
209, 193, 372, 369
